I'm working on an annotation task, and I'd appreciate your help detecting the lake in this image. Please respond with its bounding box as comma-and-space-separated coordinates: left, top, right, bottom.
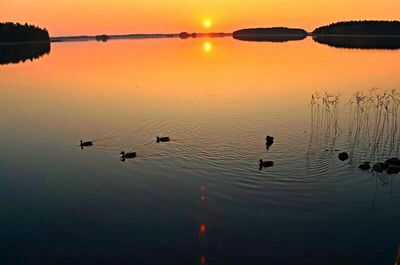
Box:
1, 36, 400, 265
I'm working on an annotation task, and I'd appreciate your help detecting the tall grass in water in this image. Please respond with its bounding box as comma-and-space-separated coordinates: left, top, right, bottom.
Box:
309, 89, 400, 202
308, 92, 341, 154
308, 89, 399, 163
347, 89, 400, 163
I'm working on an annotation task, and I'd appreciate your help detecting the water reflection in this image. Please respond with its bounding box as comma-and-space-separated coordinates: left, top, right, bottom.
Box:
312, 36, 400, 50
200, 256, 206, 265
0, 42, 51, 65
1, 38, 400, 265
199, 185, 207, 265
203, 41, 212, 53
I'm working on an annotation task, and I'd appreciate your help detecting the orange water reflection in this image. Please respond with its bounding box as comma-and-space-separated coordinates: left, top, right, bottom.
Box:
1, 38, 399, 120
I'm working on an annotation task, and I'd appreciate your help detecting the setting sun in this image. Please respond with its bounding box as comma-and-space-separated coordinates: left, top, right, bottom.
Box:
202, 19, 212, 29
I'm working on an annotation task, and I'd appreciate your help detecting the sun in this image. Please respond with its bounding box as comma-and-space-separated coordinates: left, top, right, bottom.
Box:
202, 19, 212, 29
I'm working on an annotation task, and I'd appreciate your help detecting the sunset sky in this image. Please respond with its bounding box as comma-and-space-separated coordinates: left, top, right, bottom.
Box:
2, 0, 400, 36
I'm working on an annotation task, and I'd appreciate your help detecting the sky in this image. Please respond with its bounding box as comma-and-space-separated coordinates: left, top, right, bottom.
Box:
2, 0, 400, 36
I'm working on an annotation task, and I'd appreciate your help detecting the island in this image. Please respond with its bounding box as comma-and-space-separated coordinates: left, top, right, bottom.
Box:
95, 34, 110, 42
179, 32, 190, 39
232, 27, 308, 42
0, 22, 50, 43
312, 20, 400, 50
313, 20, 400, 36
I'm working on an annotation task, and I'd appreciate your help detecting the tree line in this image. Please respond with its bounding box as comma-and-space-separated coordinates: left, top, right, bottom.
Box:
0, 22, 50, 42
313, 20, 400, 35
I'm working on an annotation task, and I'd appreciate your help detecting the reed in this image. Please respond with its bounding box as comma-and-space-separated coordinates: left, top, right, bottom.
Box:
309, 88, 400, 163
308, 91, 341, 153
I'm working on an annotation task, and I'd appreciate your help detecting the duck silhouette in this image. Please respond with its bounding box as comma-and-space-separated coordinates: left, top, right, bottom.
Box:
120, 151, 136, 162
266, 136, 274, 149
259, 159, 274, 170
80, 140, 93, 149
338, 152, 349, 161
157, 136, 170, 143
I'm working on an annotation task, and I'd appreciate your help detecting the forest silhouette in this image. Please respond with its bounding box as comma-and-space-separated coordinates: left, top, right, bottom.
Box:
0, 22, 49, 43
313, 21, 400, 36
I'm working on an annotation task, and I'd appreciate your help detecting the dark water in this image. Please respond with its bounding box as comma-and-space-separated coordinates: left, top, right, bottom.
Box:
0, 37, 400, 265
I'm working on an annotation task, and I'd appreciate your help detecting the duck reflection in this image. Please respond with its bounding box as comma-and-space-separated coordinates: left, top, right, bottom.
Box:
266, 135, 274, 150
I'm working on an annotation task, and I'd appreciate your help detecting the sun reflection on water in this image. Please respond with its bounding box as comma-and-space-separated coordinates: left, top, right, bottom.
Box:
203, 41, 212, 53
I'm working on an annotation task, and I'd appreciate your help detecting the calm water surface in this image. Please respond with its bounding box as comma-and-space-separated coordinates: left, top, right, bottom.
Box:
1, 37, 400, 265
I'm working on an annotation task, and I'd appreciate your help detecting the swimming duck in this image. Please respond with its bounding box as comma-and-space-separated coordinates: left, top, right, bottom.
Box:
157, 136, 170, 143
259, 159, 274, 170
358, 162, 371, 171
266, 136, 274, 145
120, 151, 136, 161
80, 140, 93, 149
338, 152, 349, 161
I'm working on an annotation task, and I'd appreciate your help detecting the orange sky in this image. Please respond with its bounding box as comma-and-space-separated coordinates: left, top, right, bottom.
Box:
2, 0, 400, 36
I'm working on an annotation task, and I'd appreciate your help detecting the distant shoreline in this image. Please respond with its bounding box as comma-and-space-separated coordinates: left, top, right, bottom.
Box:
0, 34, 397, 46
50, 33, 400, 44
51, 34, 173, 42
50, 32, 232, 43
1, 20, 400, 45
0, 33, 399, 47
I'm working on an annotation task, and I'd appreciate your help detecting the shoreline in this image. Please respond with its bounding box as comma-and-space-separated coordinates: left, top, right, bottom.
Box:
50, 32, 232, 43
1, 33, 399, 45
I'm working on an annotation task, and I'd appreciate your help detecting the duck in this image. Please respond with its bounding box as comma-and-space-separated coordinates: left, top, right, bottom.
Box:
259, 159, 274, 170
80, 140, 93, 149
157, 136, 170, 143
266, 136, 274, 145
358, 162, 371, 171
120, 151, 136, 161
338, 152, 349, 161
